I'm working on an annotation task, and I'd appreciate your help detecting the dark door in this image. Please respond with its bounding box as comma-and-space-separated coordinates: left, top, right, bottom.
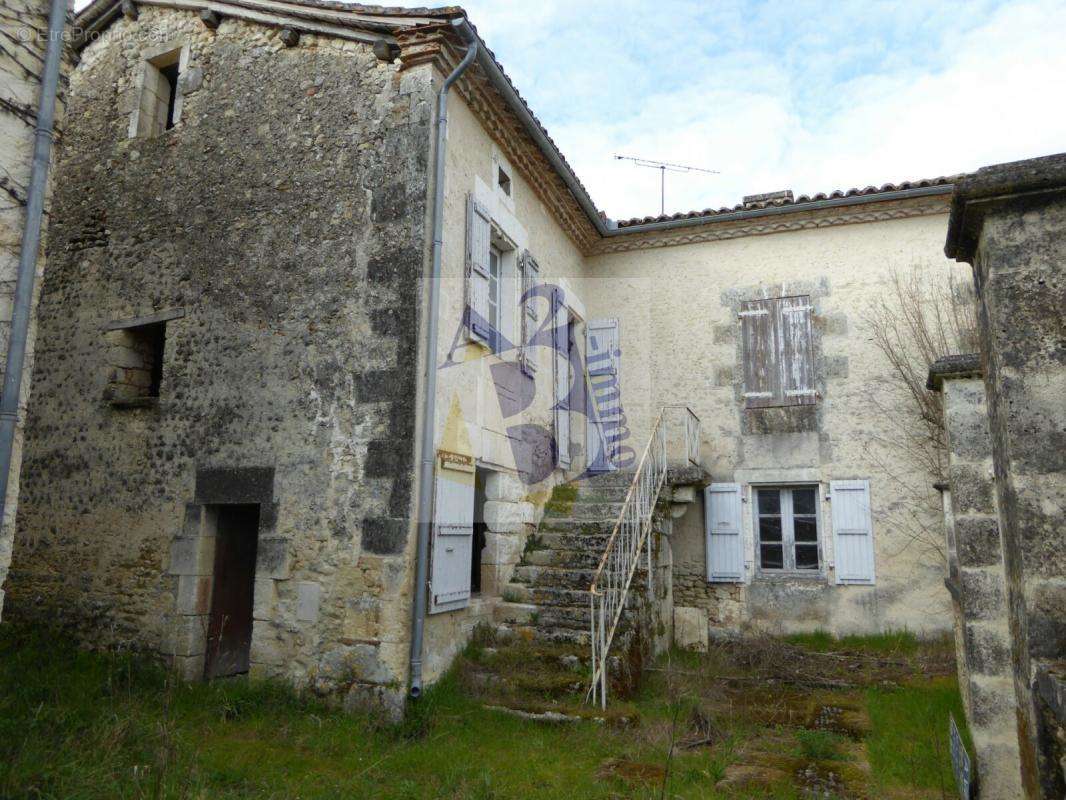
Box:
204, 504, 260, 679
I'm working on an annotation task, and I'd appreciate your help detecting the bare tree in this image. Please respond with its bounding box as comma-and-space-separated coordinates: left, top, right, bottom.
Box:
864, 266, 979, 562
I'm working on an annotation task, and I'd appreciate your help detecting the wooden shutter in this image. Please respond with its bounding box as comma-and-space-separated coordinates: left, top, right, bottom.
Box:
740, 295, 815, 408
740, 298, 776, 408
429, 469, 475, 613
779, 296, 815, 405
586, 318, 620, 472
553, 290, 571, 469
519, 250, 540, 376
705, 483, 744, 582
465, 195, 492, 343
830, 479, 875, 585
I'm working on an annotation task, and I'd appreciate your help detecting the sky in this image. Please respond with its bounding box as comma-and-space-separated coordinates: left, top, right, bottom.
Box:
390, 0, 1066, 220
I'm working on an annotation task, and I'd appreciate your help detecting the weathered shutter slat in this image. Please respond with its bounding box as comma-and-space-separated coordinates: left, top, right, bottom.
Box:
778, 296, 815, 406
830, 479, 875, 585
429, 469, 475, 613
706, 483, 745, 582
740, 298, 777, 408
465, 195, 492, 343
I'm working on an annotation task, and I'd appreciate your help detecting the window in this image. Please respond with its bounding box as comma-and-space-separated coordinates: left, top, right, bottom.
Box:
103, 309, 183, 406
740, 295, 815, 408
488, 244, 502, 337
130, 44, 185, 139
497, 165, 512, 197
755, 486, 820, 572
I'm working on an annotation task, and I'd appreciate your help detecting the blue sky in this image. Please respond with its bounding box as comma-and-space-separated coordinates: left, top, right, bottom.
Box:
399, 0, 1066, 219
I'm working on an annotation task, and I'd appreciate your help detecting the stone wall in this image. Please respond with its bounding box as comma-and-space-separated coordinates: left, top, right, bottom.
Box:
928, 358, 1022, 799
0, 0, 70, 620
586, 211, 964, 637
6, 7, 434, 713
945, 152, 1066, 798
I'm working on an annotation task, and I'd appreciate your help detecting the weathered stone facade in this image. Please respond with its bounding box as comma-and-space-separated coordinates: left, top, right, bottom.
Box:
928, 355, 1022, 799
0, 0, 71, 620
943, 153, 1066, 799
6, 6, 436, 711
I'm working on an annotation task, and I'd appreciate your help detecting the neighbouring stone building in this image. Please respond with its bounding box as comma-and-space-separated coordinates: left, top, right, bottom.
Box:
6, 0, 985, 717
0, 0, 71, 619
933, 154, 1066, 800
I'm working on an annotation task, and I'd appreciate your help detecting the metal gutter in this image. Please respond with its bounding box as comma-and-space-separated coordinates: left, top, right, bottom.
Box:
408, 17, 478, 701
0, 0, 67, 564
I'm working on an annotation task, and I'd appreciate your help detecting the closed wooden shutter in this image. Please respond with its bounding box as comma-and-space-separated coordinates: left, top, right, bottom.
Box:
553, 289, 571, 469
779, 296, 815, 405
705, 483, 745, 582
465, 195, 492, 344
830, 479, 876, 585
519, 250, 540, 375
740, 298, 776, 408
586, 318, 620, 472
740, 295, 814, 408
429, 469, 475, 613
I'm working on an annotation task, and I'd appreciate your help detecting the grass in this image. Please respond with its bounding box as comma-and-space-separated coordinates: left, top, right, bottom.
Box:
784, 629, 922, 655
0, 622, 969, 799
866, 676, 973, 795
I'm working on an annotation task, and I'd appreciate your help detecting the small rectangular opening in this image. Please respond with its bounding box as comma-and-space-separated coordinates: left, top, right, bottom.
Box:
160, 61, 180, 130
497, 165, 512, 197
204, 504, 260, 679
105, 320, 167, 406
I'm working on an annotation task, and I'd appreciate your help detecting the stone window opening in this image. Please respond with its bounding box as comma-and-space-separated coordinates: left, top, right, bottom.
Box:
103, 309, 183, 407
497, 164, 512, 197
754, 485, 821, 574
130, 43, 188, 139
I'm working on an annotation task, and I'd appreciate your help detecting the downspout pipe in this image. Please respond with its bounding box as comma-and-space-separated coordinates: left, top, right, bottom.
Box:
0, 0, 67, 548
409, 17, 478, 701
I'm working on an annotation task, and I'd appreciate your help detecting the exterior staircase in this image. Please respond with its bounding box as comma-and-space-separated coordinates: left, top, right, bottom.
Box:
456, 472, 645, 717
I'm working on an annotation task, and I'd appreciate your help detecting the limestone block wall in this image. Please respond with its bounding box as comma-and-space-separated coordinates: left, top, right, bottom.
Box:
933, 366, 1022, 799
0, 0, 70, 620
587, 211, 964, 636
946, 153, 1066, 798
6, 7, 434, 712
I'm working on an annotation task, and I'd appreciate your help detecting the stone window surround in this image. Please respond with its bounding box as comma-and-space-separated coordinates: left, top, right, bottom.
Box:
128, 40, 191, 139
163, 467, 285, 681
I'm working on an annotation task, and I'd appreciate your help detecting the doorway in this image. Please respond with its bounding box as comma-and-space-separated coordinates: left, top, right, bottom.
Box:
204, 504, 260, 679
471, 469, 488, 595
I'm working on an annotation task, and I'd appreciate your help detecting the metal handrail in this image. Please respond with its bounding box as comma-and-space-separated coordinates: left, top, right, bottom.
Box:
587, 408, 670, 708
664, 404, 700, 465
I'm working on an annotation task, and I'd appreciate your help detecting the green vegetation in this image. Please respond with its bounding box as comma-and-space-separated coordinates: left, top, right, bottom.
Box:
784, 628, 922, 655
0, 623, 968, 799
867, 676, 973, 794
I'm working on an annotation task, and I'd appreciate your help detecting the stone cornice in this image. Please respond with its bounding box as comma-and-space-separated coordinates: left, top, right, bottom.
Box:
590, 196, 952, 256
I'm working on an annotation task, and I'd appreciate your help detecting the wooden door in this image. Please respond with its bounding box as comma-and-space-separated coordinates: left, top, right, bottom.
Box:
204, 504, 260, 679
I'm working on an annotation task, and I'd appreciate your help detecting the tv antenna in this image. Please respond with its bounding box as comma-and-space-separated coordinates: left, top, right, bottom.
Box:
614, 155, 720, 215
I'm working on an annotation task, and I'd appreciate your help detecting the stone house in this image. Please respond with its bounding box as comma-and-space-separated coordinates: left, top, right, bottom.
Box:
6, 0, 968, 713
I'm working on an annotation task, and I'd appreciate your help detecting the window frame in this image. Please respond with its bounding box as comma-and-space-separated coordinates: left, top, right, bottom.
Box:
752, 484, 824, 578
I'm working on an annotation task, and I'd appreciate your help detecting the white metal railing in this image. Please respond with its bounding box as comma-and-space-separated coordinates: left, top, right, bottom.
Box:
588, 405, 700, 707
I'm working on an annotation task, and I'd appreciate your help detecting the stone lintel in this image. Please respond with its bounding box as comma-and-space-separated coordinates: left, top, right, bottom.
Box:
945, 152, 1066, 263
927, 353, 982, 391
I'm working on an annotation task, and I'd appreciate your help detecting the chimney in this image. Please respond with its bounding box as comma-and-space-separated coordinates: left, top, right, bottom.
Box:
742, 189, 794, 209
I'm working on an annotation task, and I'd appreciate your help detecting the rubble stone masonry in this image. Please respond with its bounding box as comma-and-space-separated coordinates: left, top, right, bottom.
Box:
5, 7, 435, 713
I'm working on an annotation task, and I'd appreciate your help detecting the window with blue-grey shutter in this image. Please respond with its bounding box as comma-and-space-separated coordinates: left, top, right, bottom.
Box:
553, 289, 572, 469
519, 250, 540, 376
465, 195, 492, 344
429, 468, 475, 613
740, 295, 815, 408
705, 483, 744, 582
830, 479, 875, 585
